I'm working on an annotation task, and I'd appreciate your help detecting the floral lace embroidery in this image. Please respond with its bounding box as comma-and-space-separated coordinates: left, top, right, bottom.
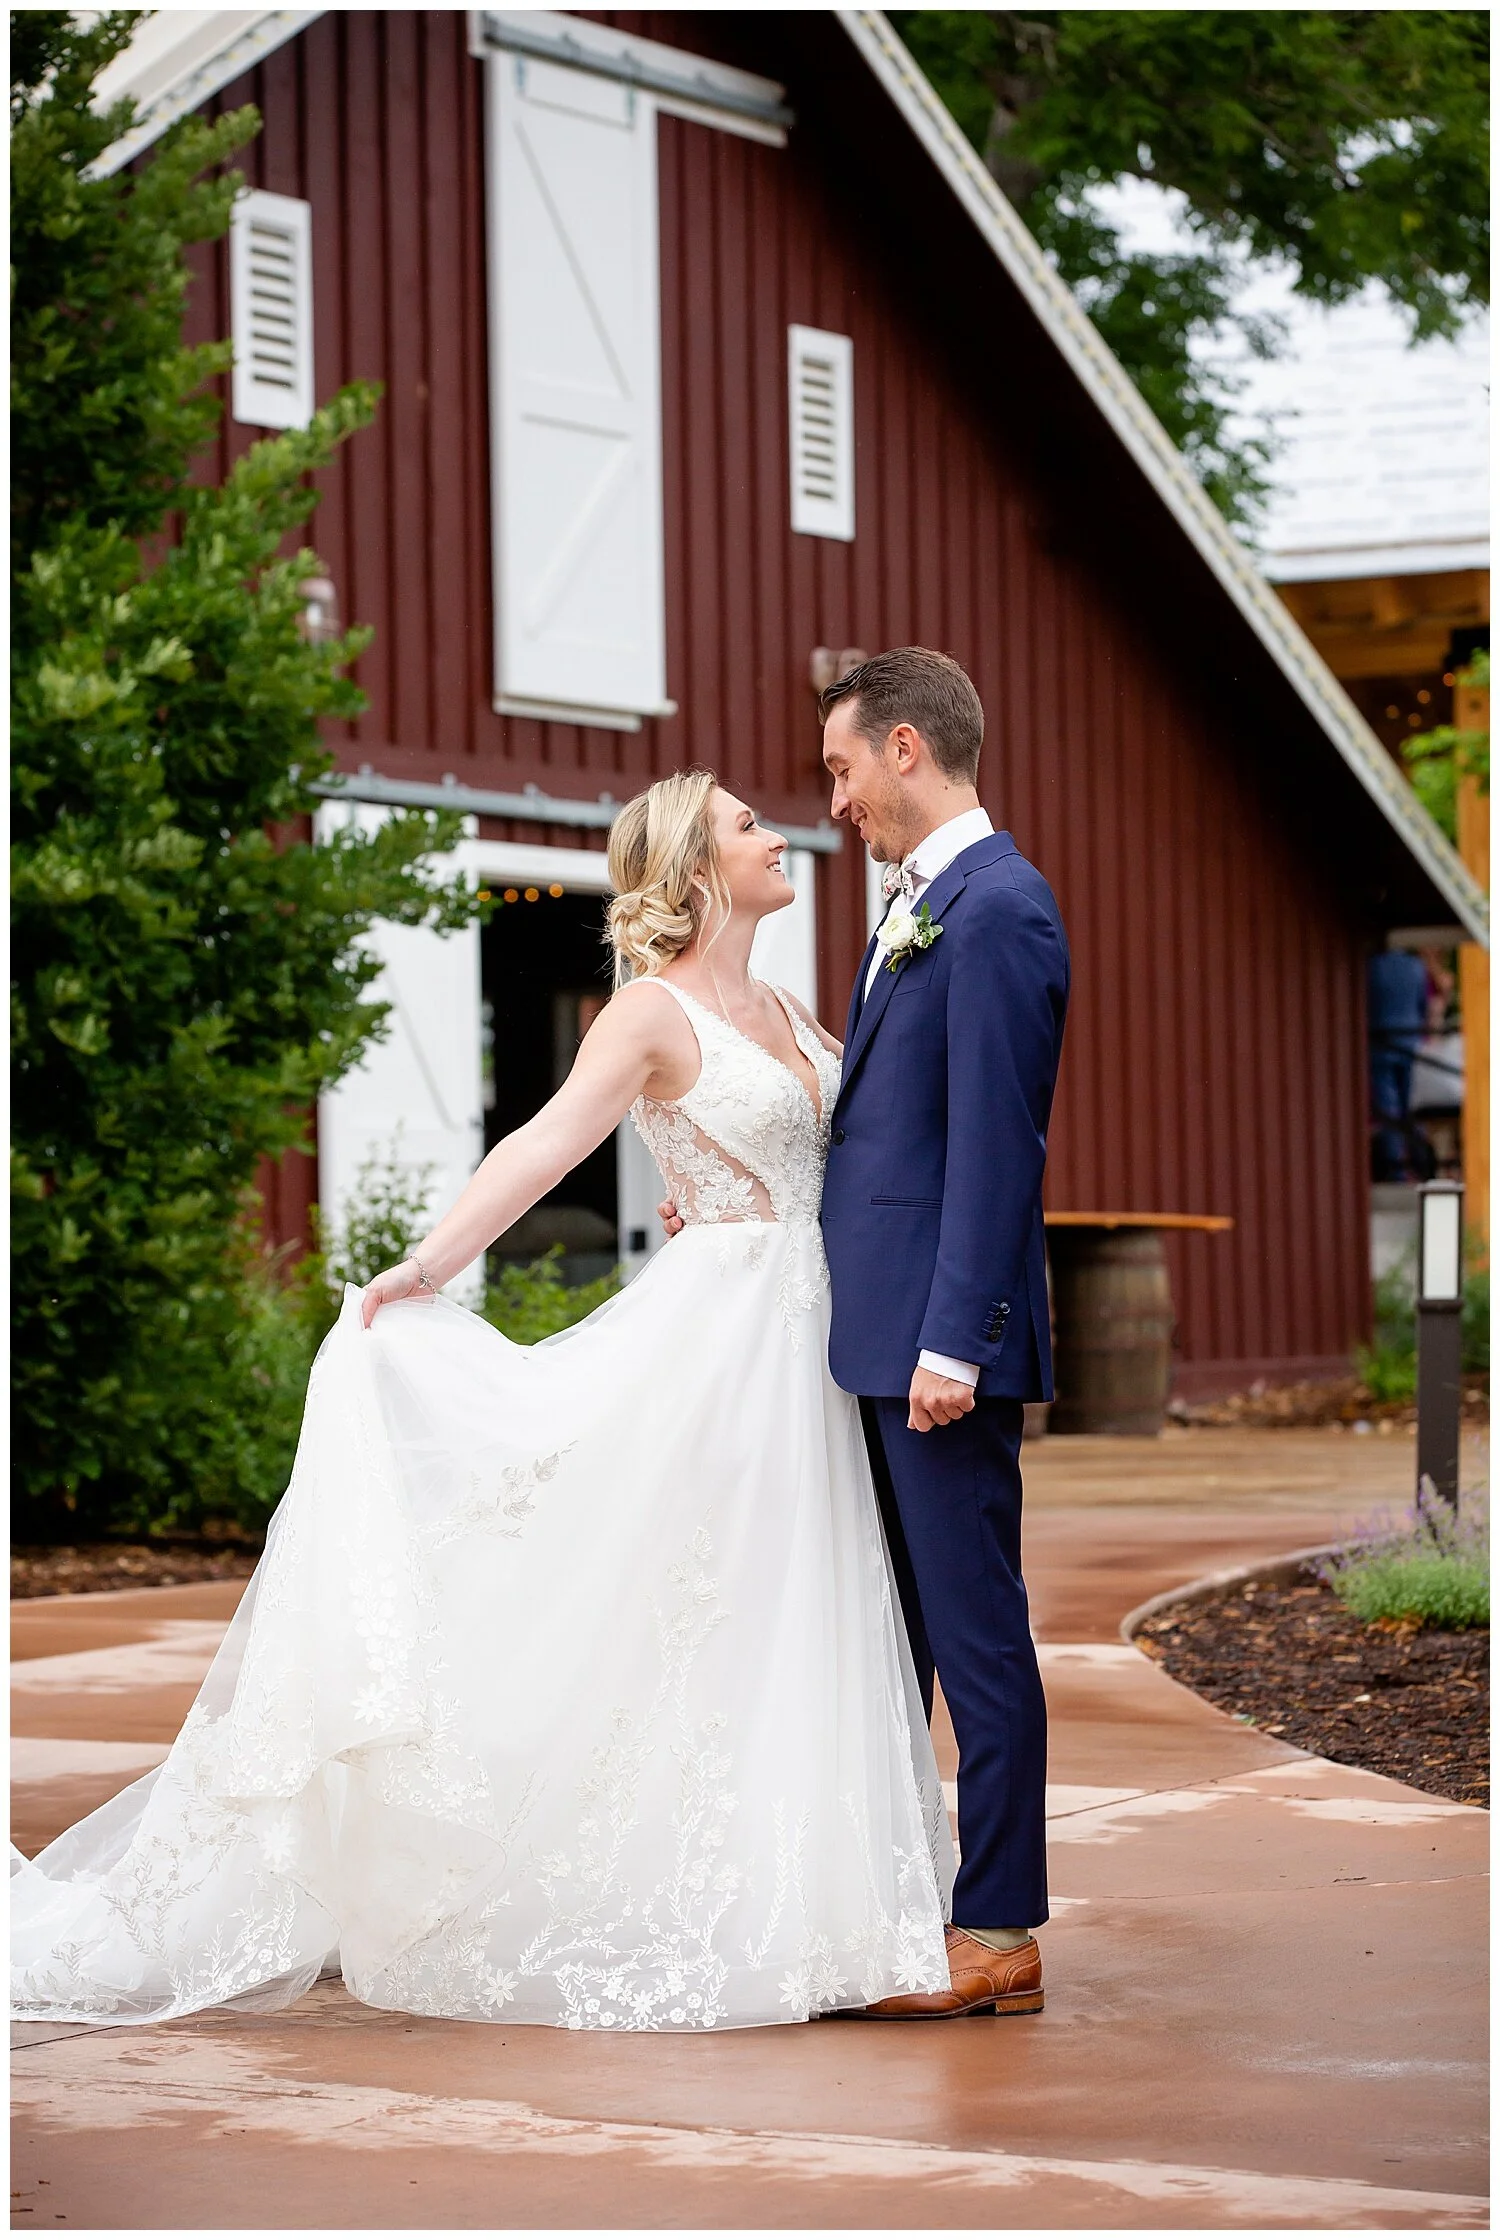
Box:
419, 1445, 575, 1554
630, 983, 839, 1342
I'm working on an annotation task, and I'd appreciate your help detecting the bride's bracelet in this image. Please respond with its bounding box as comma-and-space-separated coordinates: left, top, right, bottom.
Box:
406, 1253, 438, 1294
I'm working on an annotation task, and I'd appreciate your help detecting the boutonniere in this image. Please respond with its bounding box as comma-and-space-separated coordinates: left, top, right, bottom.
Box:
877, 900, 944, 975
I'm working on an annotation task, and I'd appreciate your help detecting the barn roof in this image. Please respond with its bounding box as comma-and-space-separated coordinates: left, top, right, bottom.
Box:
839, 12, 1486, 946
90, 5, 1487, 943
1081, 177, 1489, 585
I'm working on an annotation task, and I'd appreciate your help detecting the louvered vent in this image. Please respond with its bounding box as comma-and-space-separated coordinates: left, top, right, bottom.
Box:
230, 190, 314, 431
788, 325, 854, 541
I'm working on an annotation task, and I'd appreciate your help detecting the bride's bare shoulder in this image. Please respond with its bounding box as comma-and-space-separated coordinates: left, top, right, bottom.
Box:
606, 977, 688, 1031
599, 977, 700, 1090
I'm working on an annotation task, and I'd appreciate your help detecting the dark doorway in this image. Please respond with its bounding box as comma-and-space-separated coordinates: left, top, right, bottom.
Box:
481, 883, 617, 1282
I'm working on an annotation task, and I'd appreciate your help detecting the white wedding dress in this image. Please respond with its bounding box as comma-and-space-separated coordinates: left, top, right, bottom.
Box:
12, 983, 954, 2032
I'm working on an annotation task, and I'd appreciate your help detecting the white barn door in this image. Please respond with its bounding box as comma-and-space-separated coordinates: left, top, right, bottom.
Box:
314, 805, 485, 1302
486, 51, 668, 724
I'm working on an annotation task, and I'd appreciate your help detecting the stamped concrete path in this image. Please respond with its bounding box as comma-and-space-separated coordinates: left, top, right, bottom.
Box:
12, 1426, 1488, 2229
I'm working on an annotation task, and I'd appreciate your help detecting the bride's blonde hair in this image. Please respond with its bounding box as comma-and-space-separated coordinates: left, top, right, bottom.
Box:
606, 769, 728, 986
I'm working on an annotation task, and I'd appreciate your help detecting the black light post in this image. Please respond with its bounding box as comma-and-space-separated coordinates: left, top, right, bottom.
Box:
1415, 1179, 1465, 1512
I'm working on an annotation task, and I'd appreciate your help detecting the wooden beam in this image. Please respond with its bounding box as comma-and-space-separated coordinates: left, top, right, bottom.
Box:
1276, 569, 1489, 682
1455, 673, 1489, 1255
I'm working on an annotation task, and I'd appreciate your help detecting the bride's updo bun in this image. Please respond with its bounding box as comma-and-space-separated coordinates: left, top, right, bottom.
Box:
606, 769, 727, 986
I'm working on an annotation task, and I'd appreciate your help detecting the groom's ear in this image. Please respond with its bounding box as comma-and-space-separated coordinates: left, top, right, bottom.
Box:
889, 724, 924, 778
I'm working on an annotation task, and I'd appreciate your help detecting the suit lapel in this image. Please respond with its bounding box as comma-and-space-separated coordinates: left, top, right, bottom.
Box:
841, 934, 903, 1081
845, 933, 879, 1046
836, 833, 1015, 1105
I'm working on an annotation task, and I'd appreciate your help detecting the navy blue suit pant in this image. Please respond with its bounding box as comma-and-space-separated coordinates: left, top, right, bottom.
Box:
859, 1396, 1049, 1929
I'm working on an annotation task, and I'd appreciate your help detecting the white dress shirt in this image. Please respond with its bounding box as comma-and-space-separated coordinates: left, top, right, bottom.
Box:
863, 806, 995, 1391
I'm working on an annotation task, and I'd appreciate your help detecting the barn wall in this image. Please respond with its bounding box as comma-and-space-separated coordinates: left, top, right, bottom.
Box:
193, 10, 1371, 1388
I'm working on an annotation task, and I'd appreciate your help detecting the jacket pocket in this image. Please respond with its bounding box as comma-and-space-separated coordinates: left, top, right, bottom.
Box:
886, 955, 940, 997
869, 1193, 942, 1208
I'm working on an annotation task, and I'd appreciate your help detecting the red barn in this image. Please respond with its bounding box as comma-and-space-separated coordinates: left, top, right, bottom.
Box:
97, 8, 1486, 1396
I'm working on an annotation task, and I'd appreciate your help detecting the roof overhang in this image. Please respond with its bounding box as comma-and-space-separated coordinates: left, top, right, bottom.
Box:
89, 9, 323, 178
1269, 539, 1491, 586
840, 11, 1487, 949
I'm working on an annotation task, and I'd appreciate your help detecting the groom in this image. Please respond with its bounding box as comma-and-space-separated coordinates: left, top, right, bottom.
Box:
820, 647, 1069, 2019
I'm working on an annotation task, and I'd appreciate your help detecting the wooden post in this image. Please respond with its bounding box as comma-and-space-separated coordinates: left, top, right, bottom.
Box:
1455, 672, 1489, 1256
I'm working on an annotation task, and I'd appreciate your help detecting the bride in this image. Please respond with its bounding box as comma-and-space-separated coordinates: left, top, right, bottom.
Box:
12, 770, 954, 2033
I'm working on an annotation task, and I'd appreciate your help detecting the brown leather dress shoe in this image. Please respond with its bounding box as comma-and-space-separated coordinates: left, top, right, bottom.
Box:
858, 1924, 1044, 2019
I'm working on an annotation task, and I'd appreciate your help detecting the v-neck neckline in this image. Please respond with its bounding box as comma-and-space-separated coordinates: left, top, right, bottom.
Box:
665, 980, 826, 1126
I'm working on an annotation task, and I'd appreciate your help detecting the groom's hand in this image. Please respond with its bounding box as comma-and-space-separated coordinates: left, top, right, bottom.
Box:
908, 1367, 977, 1433
658, 1197, 685, 1239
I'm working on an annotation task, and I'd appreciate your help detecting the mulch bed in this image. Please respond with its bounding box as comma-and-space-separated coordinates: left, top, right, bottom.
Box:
11, 1541, 263, 1600
1167, 1373, 1489, 1431
1136, 1573, 1489, 1809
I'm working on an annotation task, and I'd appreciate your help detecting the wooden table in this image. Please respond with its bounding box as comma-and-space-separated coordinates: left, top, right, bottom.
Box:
1043, 1212, 1234, 1436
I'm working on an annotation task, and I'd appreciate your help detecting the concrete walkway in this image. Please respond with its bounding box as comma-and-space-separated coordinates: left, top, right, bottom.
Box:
12, 1426, 1488, 2228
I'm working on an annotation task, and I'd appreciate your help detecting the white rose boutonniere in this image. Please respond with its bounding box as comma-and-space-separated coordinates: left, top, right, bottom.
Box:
877, 900, 943, 976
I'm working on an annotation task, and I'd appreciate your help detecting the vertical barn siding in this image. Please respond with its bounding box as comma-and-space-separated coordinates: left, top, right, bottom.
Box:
185, 11, 1372, 1387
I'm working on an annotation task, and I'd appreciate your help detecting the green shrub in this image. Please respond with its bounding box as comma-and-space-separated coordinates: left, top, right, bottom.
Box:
1354, 1338, 1418, 1403
1322, 1497, 1489, 1631
290, 1143, 442, 1354
482, 1249, 621, 1344
1356, 1247, 1489, 1395
1461, 1262, 1489, 1375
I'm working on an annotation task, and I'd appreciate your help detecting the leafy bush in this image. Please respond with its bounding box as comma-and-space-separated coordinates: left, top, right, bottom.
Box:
296, 1144, 622, 1349
1355, 1248, 1489, 1396
482, 1249, 621, 1345
1461, 1262, 1489, 1375
1354, 1338, 1418, 1404
1322, 1496, 1489, 1631
287, 1143, 443, 1355
1399, 650, 1490, 841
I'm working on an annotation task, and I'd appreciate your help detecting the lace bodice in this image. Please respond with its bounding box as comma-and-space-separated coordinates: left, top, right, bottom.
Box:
630, 982, 841, 1226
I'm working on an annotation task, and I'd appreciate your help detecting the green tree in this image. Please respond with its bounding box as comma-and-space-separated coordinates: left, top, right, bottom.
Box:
12, 13, 481, 1532
892, 11, 1488, 522
1400, 650, 1490, 840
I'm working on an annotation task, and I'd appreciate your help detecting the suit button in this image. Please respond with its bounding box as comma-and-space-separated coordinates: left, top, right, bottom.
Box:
831, 1128, 846, 1145
999, 1302, 1011, 1318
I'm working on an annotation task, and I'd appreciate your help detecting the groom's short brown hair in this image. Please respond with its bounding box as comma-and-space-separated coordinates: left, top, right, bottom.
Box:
818, 647, 984, 783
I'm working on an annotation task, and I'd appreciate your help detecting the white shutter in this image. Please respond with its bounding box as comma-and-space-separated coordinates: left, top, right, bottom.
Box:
230, 189, 314, 431
314, 806, 485, 1304
487, 53, 669, 724
788, 325, 854, 541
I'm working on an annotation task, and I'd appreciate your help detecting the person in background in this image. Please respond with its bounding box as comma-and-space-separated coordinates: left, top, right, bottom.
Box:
1367, 944, 1434, 1182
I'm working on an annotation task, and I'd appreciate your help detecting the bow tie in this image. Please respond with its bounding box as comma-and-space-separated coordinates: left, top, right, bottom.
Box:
880, 858, 917, 903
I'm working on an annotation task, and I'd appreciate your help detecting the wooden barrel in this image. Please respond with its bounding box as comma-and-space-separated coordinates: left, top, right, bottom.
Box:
1048, 1227, 1174, 1435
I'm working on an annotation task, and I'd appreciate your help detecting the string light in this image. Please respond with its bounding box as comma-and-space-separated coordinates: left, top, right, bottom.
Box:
503, 888, 519, 903
524, 886, 540, 902
549, 883, 564, 898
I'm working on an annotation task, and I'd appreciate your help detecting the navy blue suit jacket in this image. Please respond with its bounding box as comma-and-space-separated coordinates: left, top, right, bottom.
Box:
820, 832, 1070, 1400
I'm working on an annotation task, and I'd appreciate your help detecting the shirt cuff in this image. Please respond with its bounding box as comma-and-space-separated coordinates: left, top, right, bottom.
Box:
917, 1349, 981, 1388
